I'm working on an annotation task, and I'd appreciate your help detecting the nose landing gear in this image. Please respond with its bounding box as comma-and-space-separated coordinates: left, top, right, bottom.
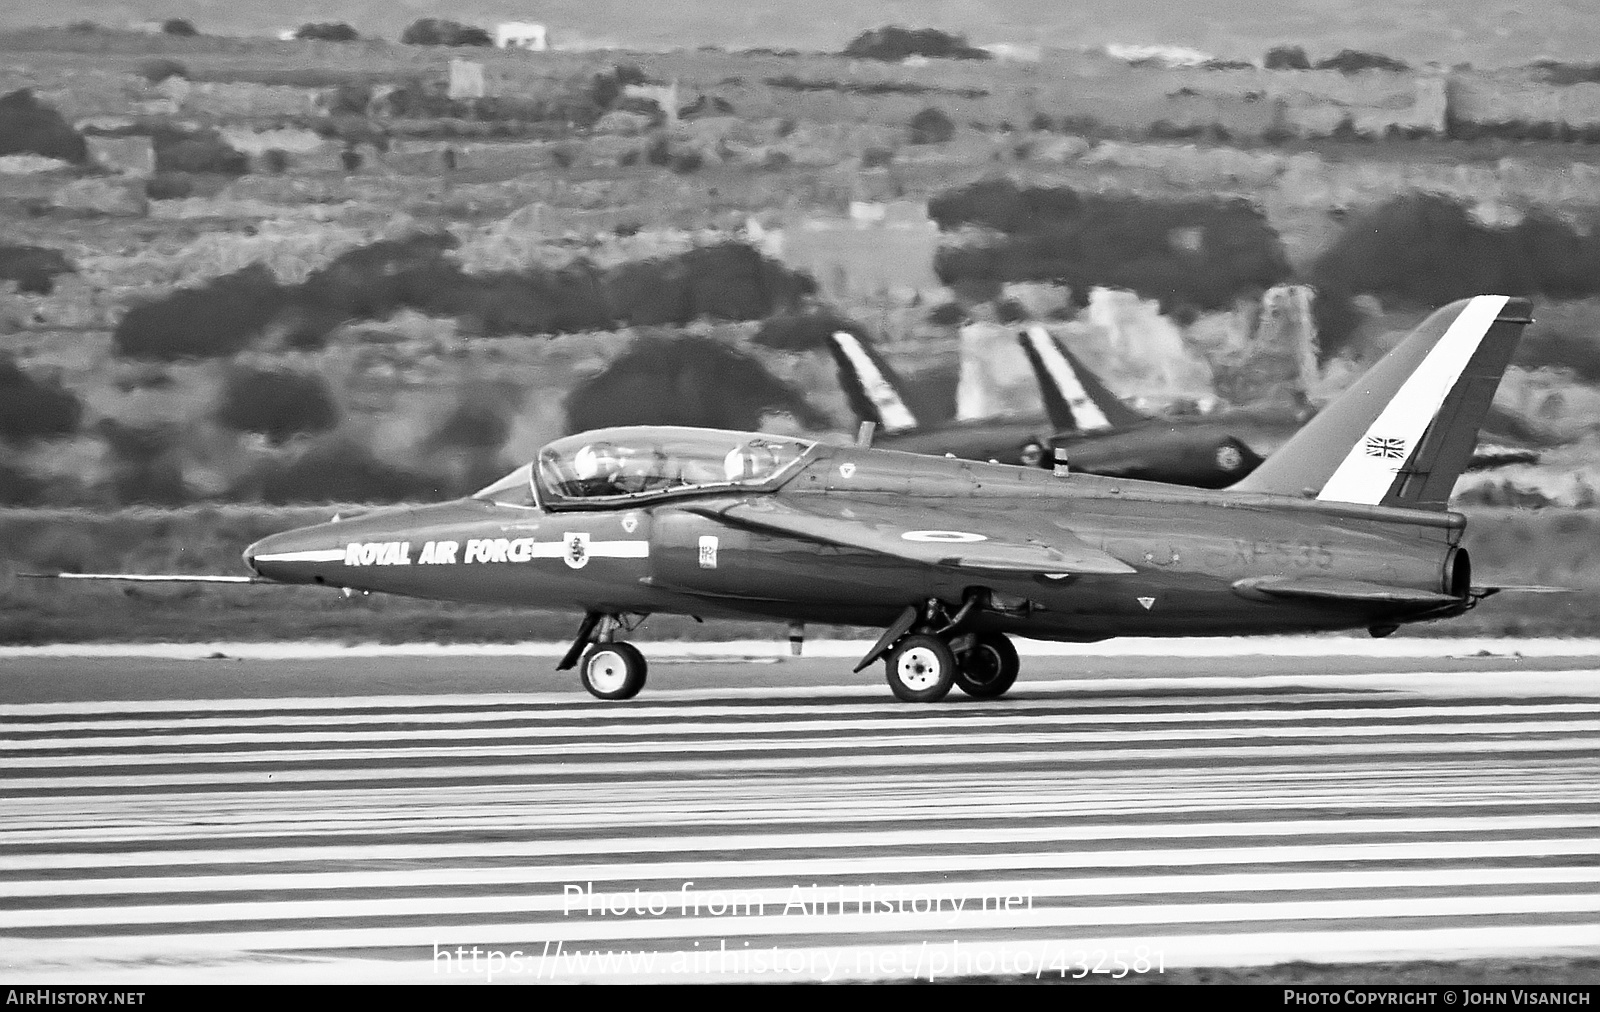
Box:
560, 612, 650, 700
580, 641, 648, 700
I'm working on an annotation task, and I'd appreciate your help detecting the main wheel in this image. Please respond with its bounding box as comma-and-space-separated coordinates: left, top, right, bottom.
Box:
580, 641, 647, 700
885, 634, 956, 703
954, 633, 1019, 699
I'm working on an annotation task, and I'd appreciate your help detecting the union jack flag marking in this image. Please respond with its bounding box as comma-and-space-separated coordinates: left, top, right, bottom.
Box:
1365, 436, 1407, 459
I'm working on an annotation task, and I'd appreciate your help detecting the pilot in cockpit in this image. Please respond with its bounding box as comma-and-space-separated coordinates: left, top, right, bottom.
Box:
571, 442, 625, 496
724, 440, 783, 483
572, 442, 671, 496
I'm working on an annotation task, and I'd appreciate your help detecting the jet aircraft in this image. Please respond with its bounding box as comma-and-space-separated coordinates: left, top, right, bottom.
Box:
830, 324, 1540, 488
205, 295, 1543, 704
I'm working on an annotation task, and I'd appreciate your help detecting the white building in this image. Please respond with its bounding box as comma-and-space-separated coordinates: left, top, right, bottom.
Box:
495, 22, 548, 51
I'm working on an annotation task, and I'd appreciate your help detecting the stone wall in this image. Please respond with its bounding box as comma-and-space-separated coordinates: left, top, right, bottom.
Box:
1450, 76, 1600, 128
1159, 68, 1448, 138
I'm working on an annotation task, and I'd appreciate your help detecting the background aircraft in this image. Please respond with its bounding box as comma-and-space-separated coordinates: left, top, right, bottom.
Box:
825, 325, 1271, 484
1023, 324, 1547, 481
828, 324, 1543, 488
218, 296, 1543, 704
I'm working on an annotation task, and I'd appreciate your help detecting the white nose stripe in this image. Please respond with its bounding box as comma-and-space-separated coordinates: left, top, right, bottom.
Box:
253, 550, 348, 563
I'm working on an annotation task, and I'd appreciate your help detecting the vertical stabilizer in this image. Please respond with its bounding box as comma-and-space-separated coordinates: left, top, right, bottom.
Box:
1016, 325, 1148, 433
1231, 296, 1533, 509
825, 331, 919, 434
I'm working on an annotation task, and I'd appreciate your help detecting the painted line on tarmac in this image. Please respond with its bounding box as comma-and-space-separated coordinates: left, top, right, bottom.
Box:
2, 637, 1598, 660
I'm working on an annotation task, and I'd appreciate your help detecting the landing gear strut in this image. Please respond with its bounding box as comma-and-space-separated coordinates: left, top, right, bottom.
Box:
560, 612, 649, 700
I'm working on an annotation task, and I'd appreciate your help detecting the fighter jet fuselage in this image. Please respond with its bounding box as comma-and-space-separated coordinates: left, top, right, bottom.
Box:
247, 439, 1468, 643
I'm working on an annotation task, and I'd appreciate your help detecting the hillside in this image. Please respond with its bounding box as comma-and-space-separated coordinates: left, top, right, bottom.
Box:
7, 1, 1599, 67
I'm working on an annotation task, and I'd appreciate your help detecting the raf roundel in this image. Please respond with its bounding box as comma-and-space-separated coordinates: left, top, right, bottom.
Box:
901, 530, 989, 543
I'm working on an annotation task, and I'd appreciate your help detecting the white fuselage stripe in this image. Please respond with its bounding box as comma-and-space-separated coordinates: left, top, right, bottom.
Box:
252, 550, 347, 563
1024, 325, 1112, 431
1319, 295, 1509, 505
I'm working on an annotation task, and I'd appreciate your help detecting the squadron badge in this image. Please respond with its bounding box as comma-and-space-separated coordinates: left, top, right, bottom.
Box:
563, 532, 590, 569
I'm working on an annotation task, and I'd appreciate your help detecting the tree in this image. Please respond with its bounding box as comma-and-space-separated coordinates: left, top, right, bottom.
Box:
1315, 49, 1409, 74
214, 367, 341, 444
295, 23, 360, 43
160, 18, 198, 37
909, 107, 956, 145
1263, 44, 1310, 70
843, 26, 989, 61
401, 18, 492, 47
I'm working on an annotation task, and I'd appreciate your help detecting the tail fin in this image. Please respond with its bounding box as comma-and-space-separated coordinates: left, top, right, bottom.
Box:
1231, 296, 1533, 509
1016, 325, 1147, 433
825, 331, 919, 435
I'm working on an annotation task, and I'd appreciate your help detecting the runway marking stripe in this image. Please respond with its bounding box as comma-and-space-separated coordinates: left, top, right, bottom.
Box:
7, 863, 1598, 901
8, 762, 1586, 813
8, 894, 1600, 950
6, 814, 1598, 871
10, 868, 1600, 929
6, 667, 1597, 981
6, 666, 1600, 717
11, 703, 1600, 746
15, 890, 1600, 935
12, 793, 1594, 847
8, 737, 1599, 792
10, 719, 1600, 771
6, 924, 1593, 984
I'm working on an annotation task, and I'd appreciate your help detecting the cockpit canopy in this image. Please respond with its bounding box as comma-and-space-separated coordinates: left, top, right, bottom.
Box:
474, 427, 815, 509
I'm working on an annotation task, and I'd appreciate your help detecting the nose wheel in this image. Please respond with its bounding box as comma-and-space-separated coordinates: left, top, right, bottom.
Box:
580, 642, 648, 700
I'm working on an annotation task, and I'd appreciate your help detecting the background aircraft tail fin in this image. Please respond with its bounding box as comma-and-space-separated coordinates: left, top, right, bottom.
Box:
1230, 296, 1533, 509
1016, 325, 1147, 433
825, 331, 920, 435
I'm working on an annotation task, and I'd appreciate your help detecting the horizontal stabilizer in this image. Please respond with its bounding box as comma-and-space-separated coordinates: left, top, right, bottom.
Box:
1232, 576, 1458, 606
1471, 585, 1571, 597
19, 572, 264, 584
687, 497, 1136, 575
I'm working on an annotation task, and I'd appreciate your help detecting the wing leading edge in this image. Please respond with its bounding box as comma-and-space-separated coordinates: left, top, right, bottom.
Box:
685, 496, 1136, 576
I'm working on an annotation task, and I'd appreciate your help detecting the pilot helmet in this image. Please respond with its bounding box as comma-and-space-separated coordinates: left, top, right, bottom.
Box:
724, 441, 780, 482
574, 442, 621, 480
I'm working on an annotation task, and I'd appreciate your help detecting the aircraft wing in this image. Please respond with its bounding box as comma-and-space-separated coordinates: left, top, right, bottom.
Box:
685, 496, 1137, 575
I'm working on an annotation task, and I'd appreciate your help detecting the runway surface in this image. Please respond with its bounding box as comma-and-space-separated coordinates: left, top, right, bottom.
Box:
3, 641, 1599, 983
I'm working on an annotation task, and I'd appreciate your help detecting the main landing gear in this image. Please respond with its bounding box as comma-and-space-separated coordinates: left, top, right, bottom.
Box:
558, 601, 1021, 704
869, 598, 1021, 703
559, 612, 648, 700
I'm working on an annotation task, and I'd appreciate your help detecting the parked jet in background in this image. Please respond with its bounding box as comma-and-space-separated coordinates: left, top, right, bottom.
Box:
826, 326, 1265, 484
215, 296, 1542, 703
829, 325, 1541, 489
821, 328, 1060, 467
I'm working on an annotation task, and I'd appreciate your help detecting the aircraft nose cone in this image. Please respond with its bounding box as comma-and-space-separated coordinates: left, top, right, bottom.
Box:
244, 528, 346, 585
